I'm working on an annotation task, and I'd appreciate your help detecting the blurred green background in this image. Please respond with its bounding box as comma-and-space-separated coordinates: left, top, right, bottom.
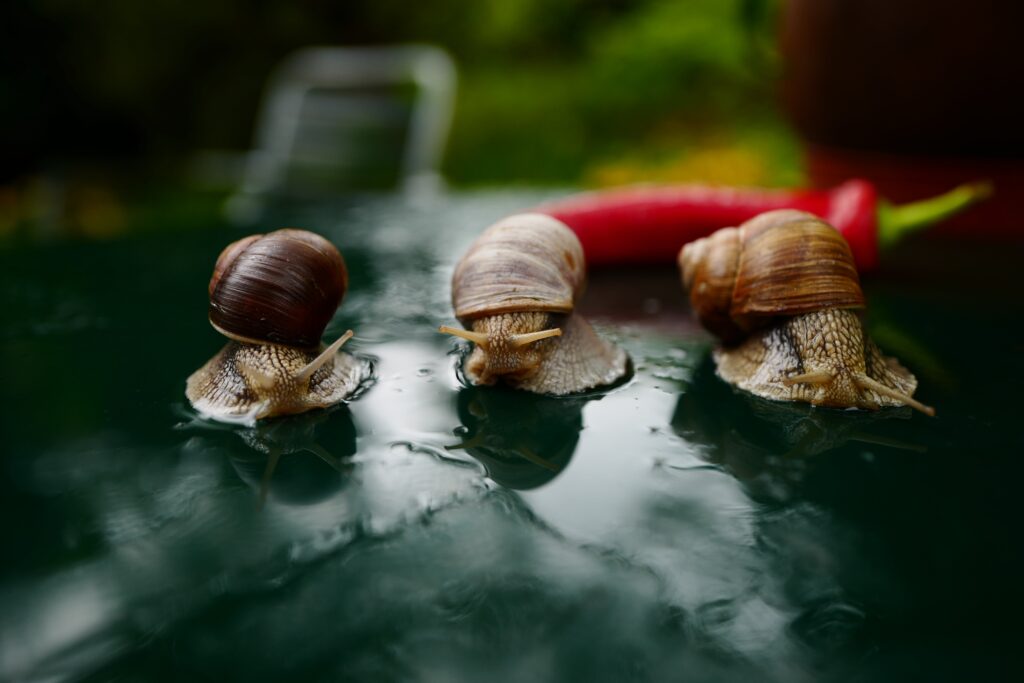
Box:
1, 0, 799, 238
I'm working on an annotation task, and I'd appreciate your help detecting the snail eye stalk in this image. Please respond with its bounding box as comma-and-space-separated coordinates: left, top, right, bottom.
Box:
295, 330, 354, 383
854, 374, 935, 416
782, 371, 834, 386
439, 325, 490, 348
509, 328, 562, 348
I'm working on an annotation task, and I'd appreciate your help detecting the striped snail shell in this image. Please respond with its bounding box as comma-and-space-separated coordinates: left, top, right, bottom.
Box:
208, 229, 348, 349
187, 229, 368, 423
678, 210, 934, 415
440, 213, 628, 395
679, 209, 865, 344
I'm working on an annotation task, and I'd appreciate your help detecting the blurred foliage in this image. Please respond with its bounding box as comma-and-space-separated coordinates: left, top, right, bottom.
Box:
1, 0, 797, 236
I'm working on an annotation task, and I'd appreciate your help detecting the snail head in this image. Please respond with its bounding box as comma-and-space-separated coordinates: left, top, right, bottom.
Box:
440, 313, 562, 384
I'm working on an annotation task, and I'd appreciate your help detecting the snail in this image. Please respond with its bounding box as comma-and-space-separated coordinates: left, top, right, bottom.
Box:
678, 209, 934, 415
186, 228, 369, 422
439, 213, 628, 395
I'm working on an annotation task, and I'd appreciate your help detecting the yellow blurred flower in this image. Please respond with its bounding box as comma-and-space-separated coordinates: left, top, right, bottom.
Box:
585, 143, 772, 188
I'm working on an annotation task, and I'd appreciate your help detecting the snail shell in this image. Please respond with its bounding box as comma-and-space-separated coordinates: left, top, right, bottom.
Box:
441, 213, 628, 395
186, 229, 368, 422
679, 209, 865, 343
679, 210, 933, 415
208, 228, 348, 349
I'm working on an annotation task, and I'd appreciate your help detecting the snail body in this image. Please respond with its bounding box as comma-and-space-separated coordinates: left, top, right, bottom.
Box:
679, 210, 933, 415
186, 229, 368, 422
441, 213, 628, 395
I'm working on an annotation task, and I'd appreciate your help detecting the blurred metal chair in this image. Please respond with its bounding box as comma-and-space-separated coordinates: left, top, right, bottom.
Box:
227, 45, 456, 222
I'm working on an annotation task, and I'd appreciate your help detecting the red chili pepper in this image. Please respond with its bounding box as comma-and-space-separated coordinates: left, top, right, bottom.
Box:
537, 179, 991, 271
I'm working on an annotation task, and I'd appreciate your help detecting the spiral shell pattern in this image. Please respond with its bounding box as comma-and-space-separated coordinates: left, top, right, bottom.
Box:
452, 213, 585, 322
679, 210, 864, 342
208, 229, 348, 349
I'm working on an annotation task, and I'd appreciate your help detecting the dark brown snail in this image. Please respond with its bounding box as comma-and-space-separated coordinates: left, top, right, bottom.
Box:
440, 213, 628, 395
678, 209, 934, 415
186, 228, 367, 422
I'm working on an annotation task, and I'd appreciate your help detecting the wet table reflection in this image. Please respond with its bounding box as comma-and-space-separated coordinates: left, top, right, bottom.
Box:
2, 193, 1022, 681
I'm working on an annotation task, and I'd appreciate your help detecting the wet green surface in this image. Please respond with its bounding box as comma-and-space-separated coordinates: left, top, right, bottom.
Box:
2, 193, 1023, 681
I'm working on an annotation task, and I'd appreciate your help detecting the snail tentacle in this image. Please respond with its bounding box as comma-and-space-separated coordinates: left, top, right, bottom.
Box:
854, 373, 935, 416
782, 371, 834, 386
510, 328, 562, 347
439, 325, 490, 347
295, 330, 353, 383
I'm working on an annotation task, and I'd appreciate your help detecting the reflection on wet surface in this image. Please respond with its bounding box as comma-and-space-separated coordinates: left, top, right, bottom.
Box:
2, 193, 1023, 681
672, 356, 925, 502
451, 384, 586, 490
227, 405, 359, 506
